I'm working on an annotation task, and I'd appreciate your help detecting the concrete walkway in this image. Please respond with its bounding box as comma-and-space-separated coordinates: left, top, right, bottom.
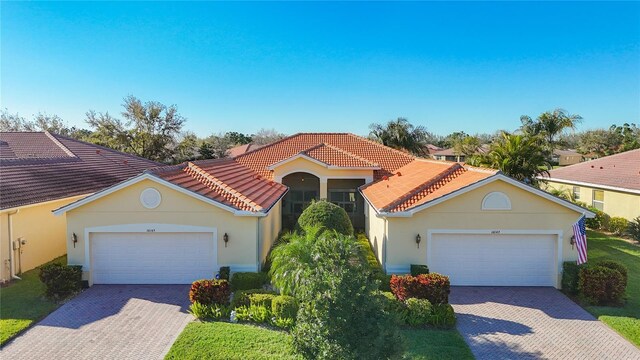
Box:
450, 287, 640, 360
1, 285, 192, 360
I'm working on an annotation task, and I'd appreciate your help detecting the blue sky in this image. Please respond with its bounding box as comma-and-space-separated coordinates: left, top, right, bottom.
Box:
2, 1, 639, 137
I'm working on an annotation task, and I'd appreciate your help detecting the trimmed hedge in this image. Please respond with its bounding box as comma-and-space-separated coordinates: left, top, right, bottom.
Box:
430, 303, 456, 328
585, 206, 610, 230
405, 298, 432, 327
390, 273, 450, 304
579, 265, 626, 305
378, 274, 392, 292
608, 217, 629, 236
597, 260, 628, 286
189, 279, 231, 305
218, 266, 230, 281
296, 200, 353, 236
271, 295, 298, 319
38, 263, 82, 300
230, 272, 269, 291
231, 289, 277, 309
561, 261, 583, 295
628, 217, 640, 242
410, 265, 430, 276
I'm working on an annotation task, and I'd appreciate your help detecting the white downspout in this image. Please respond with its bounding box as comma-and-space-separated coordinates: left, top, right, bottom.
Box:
7, 210, 21, 280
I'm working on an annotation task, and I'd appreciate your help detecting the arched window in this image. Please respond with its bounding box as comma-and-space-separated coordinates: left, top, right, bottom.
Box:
481, 192, 511, 210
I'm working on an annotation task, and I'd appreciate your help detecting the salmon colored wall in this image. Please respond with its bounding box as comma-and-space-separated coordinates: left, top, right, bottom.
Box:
65, 179, 262, 284
545, 181, 640, 221
384, 180, 582, 285
1, 195, 87, 282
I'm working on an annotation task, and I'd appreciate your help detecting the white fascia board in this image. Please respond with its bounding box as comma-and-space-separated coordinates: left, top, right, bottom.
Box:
541, 177, 640, 195
268, 153, 379, 171
52, 173, 264, 217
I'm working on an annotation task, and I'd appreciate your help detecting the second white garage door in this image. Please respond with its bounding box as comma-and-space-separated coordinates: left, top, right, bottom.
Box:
91, 232, 217, 284
429, 233, 557, 287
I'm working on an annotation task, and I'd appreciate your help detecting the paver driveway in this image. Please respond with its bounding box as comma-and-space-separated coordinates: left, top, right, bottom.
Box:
1, 285, 192, 360
450, 287, 640, 360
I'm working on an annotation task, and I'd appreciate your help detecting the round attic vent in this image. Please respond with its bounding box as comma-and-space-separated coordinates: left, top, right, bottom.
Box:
140, 188, 162, 209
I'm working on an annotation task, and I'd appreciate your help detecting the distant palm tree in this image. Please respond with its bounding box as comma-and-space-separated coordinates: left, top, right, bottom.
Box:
473, 132, 550, 186
369, 118, 429, 156
520, 109, 582, 150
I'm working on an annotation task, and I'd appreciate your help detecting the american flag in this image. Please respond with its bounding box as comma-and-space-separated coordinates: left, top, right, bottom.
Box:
573, 216, 588, 265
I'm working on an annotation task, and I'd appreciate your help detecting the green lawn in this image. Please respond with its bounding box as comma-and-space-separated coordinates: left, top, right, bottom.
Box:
166, 322, 472, 360
586, 231, 640, 346
0, 256, 66, 345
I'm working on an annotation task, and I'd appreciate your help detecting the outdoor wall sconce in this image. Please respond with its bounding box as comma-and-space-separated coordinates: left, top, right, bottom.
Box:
223, 233, 229, 247
415, 234, 421, 248
570, 235, 575, 249
72, 233, 78, 248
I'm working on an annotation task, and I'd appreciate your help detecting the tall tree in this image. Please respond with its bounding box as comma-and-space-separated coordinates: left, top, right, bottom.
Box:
369, 118, 430, 155
85, 95, 185, 163
251, 128, 286, 145
199, 133, 233, 160
172, 132, 200, 164
611, 123, 640, 152
471, 132, 550, 186
520, 108, 582, 151
452, 134, 482, 157
224, 131, 252, 145
1, 109, 36, 131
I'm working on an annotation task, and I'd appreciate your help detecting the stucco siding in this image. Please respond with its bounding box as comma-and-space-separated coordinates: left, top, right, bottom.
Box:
1, 195, 87, 282
65, 179, 260, 283
365, 203, 386, 265
384, 180, 582, 285
545, 181, 640, 220
259, 201, 281, 267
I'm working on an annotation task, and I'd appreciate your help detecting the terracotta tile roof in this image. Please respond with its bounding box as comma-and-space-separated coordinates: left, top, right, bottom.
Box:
361, 159, 496, 213
150, 158, 287, 212
543, 148, 640, 191
295, 143, 379, 168
228, 143, 264, 158
0, 132, 160, 210
236, 133, 414, 180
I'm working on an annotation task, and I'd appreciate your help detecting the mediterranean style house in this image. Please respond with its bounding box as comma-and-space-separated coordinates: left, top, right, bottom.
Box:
542, 148, 640, 220
54, 133, 593, 288
0, 132, 157, 283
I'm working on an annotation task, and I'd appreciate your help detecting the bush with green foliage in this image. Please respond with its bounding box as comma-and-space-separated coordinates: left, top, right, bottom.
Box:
231, 289, 277, 309
296, 200, 353, 236
38, 263, 82, 300
626, 217, 640, 242
597, 260, 628, 286
378, 291, 407, 324
390, 273, 450, 304
579, 265, 626, 305
268, 227, 321, 296
561, 261, 584, 295
230, 272, 269, 291
585, 207, 610, 230
292, 233, 403, 360
356, 233, 383, 275
410, 265, 430, 276
234, 304, 271, 324
189, 279, 231, 305
405, 298, 432, 327
429, 304, 456, 328
188, 302, 230, 320
378, 274, 392, 292
273, 316, 296, 330
272, 295, 298, 319
608, 217, 629, 235
218, 266, 230, 281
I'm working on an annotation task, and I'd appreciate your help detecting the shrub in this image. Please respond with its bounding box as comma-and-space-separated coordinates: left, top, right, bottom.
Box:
586, 207, 610, 230
188, 302, 230, 320
597, 260, 628, 286
579, 265, 626, 305
356, 233, 384, 277
272, 316, 295, 330
608, 217, 629, 235
390, 273, 451, 304
231, 289, 277, 309
378, 291, 407, 324
218, 266, 230, 280
230, 272, 269, 291
429, 304, 456, 328
292, 233, 403, 360
296, 200, 354, 236
272, 295, 298, 319
38, 263, 82, 300
378, 274, 392, 292
234, 304, 271, 324
561, 262, 583, 295
189, 279, 231, 305
626, 217, 640, 242
405, 298, 432, 327
410, 264, 430, 276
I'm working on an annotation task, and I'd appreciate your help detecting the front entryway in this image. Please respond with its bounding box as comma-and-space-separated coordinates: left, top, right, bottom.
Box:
91, 232, 216, 284
429, 232, 558, 287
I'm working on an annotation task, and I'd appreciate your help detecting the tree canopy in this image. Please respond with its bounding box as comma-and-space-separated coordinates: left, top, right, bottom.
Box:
369, 118, 431, 155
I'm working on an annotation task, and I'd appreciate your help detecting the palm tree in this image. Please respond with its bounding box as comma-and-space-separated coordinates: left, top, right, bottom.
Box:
268, 227, 320, 296
369, 118, 429, 155
473, 132, 550, 186
520, 109, 582, 150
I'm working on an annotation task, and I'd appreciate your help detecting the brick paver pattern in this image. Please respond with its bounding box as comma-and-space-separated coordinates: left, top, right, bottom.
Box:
1, 285, 192, 360
451, 287, 640, 360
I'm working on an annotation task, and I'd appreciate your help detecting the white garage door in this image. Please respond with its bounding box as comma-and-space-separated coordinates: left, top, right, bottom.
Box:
429, 233, 557, 287
91, 232, 216, 284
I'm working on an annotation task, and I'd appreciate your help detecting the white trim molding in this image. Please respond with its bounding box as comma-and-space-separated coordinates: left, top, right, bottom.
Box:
52, 173, 268, 217
268, 153, 380, 172
542, 177, 640, 195
426, 229, 564, 289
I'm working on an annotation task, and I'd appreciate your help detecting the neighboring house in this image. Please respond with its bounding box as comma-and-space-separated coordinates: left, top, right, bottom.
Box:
54, 133, 593, 288
228, 143, 264, 158
0, 132, 158, 283
423, 144, 442, 156
542, 148, 640, 221
552, 149, 583, 166
431, 145, 488, 162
